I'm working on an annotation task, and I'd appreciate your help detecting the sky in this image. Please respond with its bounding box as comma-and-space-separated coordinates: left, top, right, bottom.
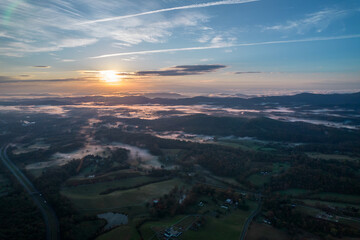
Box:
0, 0, 360, 96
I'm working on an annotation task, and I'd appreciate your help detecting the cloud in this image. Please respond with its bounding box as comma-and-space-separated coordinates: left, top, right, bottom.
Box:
135, 64, 227, 76
78, 0, 259, 25
32, 66, 51, 68
0, 76, 14, 82
90, 34, 360, 59
57, 38, 98, 48
264, 9, 349, 34
0, 0, 255, 57
0, 76, 97, 84
61, 59, 76, 62
0, 0, 210, 56
235, 71, 261, 74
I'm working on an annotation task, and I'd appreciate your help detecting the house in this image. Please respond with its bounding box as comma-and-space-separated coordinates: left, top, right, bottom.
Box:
164, 227, 182, 239
263, 219, 271, 224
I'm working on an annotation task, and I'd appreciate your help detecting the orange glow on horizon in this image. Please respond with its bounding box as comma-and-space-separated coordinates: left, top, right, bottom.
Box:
99, 70, 122, 83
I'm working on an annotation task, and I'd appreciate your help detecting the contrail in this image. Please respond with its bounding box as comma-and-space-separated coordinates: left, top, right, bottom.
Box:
78, 0, 258, 25
90, 34, 360, 59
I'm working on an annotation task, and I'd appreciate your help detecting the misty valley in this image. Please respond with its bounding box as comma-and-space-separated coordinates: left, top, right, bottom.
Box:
0, 92, 359, 240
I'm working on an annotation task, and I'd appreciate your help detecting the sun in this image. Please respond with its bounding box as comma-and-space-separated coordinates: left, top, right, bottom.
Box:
99, 70, 122, 83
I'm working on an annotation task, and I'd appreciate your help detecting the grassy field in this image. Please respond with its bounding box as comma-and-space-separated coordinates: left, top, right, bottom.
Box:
272, 162, 290, 174
215, 139, 274, 152
306, 152, 359, 161
308, 192, 360, 204
302, 199, 360, 209
277, 188, 312, 196
206, 174, 246, 189
246, 222, 290, 240
139, 215, 187, 240
96, 224, 140, 240
247, 174, 270, 187
338, 217, 360, 229
61, 178, 185, 213
181, 206, 256, 240
26, 168, 44, 178
71, 219, 106, 240
69, 168, 141, 181
62, 175, 165, 196
294, 205, 322, 216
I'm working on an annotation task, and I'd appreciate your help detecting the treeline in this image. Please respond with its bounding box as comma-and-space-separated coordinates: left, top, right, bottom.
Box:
0, 191, 46, 240
111, 114, 360, 143
95, 129, 286, 177
269, 156, 360, 194
0, 165, 45, 240
263, 197, 360, 238
294, 141, 360, 154
99, 177, 171, 195
148, 184, 249, 218
95, 128, 198, 156
32, 160, 102, 240
185, 145, 279, 177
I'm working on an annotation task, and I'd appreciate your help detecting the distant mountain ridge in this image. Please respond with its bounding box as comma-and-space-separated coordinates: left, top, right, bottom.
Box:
0, 92, 359, 107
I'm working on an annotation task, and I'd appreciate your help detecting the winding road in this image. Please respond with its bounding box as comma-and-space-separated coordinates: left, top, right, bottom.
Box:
239, 199, 262, 240
0, 144, 60, 240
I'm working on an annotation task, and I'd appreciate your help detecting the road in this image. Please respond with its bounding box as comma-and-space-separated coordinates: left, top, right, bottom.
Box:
239, 198, 262, 240
0, 144, 60, 240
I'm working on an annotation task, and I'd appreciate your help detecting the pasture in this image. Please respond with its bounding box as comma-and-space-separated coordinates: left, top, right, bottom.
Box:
61, 178, 185, 213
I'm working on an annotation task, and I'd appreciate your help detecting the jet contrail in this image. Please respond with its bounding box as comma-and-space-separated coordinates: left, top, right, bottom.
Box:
78, 0, 258, 25
90, 34, 360, 59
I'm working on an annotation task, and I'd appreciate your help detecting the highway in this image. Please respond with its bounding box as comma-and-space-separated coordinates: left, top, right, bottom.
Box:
0, 144, 60, 240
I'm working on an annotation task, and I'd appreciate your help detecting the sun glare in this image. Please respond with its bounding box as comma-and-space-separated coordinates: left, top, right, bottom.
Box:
100, 70, 122, 83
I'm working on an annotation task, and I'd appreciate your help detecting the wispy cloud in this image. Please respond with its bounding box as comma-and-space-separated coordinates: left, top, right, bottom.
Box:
0, 0, 258, 57
78, 0, 259, 25
264, 9, 349, 34
0, 0, 211, 56
135, 64, 226, 76
235, 71, 261, 74
61, 59, 76, 62
0, 76, 97, 84
32, 66, 51, 68
90, 34, 360, 59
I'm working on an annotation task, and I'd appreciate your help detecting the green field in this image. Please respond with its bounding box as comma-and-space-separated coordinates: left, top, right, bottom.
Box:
308, 192, 360, 204
72, 219, 106, 240
62, 175, 165, 196
96, 224, 140, 240
206, 174, 246, 189
302, 199, 360, 209
139, 215, 187, 240
215, 139, 274, 152
306, 152, 359, 161
277, 188, 312, 196
61, 178, 186, 213
136, 201, 256, 240
272, 162, 290, 174
247, 174, 270, 187
181, 205, 256, 240
26, 168, 44, 178
246, 223, 290, 240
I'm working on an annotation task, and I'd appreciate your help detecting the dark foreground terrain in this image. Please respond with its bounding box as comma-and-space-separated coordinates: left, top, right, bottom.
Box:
0, 92, 359, 240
